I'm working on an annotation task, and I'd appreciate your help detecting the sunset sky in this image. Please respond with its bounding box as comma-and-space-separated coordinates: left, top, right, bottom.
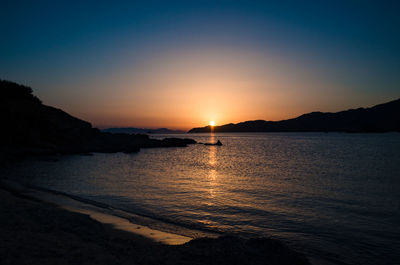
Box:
1, 0, 399, 130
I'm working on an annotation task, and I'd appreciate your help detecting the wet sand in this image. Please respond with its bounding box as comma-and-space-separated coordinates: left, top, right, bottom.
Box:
64, 207, 192, 245
0, 180, 311, 265
6, 180, 193, 245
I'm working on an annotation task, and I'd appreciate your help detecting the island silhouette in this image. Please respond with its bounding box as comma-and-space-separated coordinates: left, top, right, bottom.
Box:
102, 127, 184, 134
189, 99, 400, 133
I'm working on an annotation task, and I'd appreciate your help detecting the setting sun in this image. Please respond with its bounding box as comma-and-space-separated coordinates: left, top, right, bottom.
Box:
209, 121, 215, 126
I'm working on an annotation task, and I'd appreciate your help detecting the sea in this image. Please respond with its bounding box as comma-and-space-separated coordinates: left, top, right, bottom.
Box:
2, 132, 400, 265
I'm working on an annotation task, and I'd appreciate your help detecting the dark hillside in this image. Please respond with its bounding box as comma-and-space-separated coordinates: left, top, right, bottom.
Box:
0, 80, 196, 159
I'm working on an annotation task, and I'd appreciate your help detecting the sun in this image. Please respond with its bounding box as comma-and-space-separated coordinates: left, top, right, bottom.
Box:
209, 121, 215, 126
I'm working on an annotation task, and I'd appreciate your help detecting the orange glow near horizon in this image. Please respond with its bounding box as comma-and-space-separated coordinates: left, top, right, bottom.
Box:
52, 47, 370, 131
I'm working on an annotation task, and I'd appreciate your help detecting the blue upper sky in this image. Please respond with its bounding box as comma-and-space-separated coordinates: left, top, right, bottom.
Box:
1, 0, 399, 128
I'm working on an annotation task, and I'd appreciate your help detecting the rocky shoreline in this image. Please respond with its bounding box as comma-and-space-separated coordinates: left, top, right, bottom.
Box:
0, 80, 196, 163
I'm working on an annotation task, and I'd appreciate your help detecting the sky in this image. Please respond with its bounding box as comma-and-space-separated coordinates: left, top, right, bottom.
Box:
1, 0, 399, 130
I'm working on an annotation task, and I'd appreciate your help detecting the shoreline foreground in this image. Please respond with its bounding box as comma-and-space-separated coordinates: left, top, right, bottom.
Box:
0, 179, 311, 265
1, 80, 312, 264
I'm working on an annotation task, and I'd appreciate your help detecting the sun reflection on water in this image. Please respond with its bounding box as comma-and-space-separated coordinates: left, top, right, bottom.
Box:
207, 133, 217, 200
208, 169, 217, 200
209, 146, 216, 166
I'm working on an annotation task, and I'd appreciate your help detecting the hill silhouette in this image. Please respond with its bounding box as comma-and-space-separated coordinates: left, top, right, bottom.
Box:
0, 80, 196, 159
102, 127, 184, 134
189, 99, 400, 133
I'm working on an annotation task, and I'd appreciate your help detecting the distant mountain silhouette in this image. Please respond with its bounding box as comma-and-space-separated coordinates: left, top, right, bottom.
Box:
0, 80, 196, 160
102, 127, 184, 134
189, 99, 400, 133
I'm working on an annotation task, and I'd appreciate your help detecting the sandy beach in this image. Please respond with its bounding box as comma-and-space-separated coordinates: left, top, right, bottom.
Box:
0, 180, 310, 265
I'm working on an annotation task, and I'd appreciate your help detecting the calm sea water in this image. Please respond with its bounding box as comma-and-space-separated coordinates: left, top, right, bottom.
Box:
3, 133, 400, 265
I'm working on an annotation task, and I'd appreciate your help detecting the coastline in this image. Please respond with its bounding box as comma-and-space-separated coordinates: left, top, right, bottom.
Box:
0, 179, 192, 245
0, 179, 311, 265
0, 185, 161, 265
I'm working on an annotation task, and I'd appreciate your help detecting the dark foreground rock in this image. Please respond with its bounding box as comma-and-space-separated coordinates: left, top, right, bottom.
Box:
0, 80, 196, 161
62, 134, 197, 154
0, 188, 310, 265
168, 236, 310, 265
